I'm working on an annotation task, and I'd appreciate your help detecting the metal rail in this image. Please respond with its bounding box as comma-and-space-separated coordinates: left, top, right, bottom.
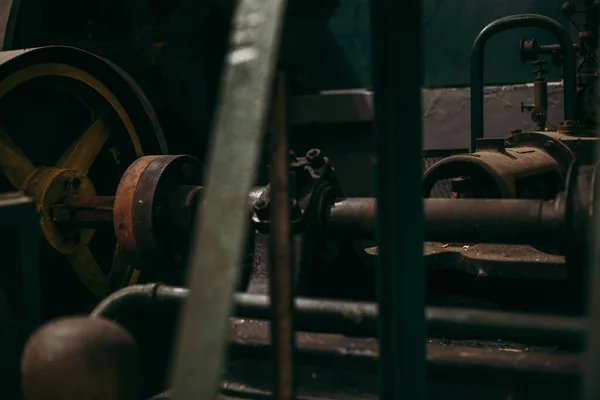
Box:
268, 73, 296, 400
90, 284, 586, 347
168, 0, 287, 397
470, 14, 577, 151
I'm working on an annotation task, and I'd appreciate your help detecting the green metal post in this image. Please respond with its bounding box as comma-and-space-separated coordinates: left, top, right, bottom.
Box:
370, 0, 426, 398
581, 45, 600, 400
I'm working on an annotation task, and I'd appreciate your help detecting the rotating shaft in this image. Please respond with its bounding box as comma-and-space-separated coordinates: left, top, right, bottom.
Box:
327, 197, 565, 244
52, 182, 574, 249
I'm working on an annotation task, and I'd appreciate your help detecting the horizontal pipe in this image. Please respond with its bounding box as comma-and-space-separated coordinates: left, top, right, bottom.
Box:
228, 320, 584, 378
91, 284, 585, 346
151, 326, 583, 398
51, 187, 266, 228
327, 197, 564, 244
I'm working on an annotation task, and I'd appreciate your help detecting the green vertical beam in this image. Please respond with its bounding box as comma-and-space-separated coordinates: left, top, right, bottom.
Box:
581, 58, 600, 400
370, 0, 426, 399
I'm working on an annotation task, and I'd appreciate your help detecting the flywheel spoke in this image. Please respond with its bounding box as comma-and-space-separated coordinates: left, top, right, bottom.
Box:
0, 128, 35, 189
107, 243, 137, 290
56, 117, 110, 174
65, 245, 110, 299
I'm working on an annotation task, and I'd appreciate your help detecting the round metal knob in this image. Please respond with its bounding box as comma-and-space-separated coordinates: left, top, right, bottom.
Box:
21, 317, 140, 400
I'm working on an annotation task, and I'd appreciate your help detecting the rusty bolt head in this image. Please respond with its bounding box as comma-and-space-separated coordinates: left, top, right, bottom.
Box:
306, 148, 324, 167
561, 1, 576, 16
63, 178, 81, 190
253, 199, 270, 221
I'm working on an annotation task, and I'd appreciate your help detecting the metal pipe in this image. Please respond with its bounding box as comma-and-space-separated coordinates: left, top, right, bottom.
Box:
327, 197, 565, 244
228, 332, 583, 388
470, 14, 577, 151
51, 195, 115, 227
90, 284, 586, 346
268, 72, 295, 400
50, 188, 266, 229
371, 0, 426, 397
425, 197, 563, 243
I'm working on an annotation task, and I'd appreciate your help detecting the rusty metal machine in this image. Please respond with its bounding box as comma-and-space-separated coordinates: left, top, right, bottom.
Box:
1, 0, 600, 399
421, 2, 600, 300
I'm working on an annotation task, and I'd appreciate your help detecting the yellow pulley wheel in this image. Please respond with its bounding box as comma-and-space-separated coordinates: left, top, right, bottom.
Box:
0, 46, 168, 317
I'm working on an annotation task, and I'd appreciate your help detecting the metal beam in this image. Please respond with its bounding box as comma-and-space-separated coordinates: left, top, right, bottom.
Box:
268, 73, 296, 399
581, 42, 600, 400
168, 0, 287, 397
370, 0, 426, 398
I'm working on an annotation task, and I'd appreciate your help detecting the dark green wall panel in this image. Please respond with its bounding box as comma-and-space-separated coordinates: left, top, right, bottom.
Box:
316, 0, 569, 89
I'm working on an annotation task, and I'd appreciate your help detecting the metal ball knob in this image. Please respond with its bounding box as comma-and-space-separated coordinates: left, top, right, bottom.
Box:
21, 317, 141, 400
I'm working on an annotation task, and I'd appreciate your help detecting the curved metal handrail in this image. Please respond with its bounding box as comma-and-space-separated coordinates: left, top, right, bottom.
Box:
470, 14, 576, 151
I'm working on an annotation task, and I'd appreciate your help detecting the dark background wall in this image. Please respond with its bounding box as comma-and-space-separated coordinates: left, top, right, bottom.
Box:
0, 0, 575, 197
317, 0, 567, 89
1, 0, 570, 86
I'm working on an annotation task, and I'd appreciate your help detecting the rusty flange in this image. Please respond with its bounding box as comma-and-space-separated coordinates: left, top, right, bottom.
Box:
114, 155, 203, 273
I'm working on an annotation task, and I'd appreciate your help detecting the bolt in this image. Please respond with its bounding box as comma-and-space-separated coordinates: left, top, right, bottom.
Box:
306, 148, 324, 167
253, 199, 270, 221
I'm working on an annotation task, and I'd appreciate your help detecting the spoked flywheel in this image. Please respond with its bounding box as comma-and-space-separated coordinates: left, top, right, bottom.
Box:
0, 46, 168, 316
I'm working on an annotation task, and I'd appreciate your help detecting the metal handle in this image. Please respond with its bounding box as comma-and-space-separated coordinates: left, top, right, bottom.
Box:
470, 14, 576, 151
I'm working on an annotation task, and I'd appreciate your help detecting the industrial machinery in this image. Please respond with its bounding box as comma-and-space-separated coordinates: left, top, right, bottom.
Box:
420, 2, 600, 300
0, 0, 600, 399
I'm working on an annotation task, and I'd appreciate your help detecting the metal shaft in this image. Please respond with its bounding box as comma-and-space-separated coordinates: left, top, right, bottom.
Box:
327, 197, 565, 244
90, 284, 586, 347
268, 73, 295, 400
57, 194, 565, 247
51, 195, 115, 227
